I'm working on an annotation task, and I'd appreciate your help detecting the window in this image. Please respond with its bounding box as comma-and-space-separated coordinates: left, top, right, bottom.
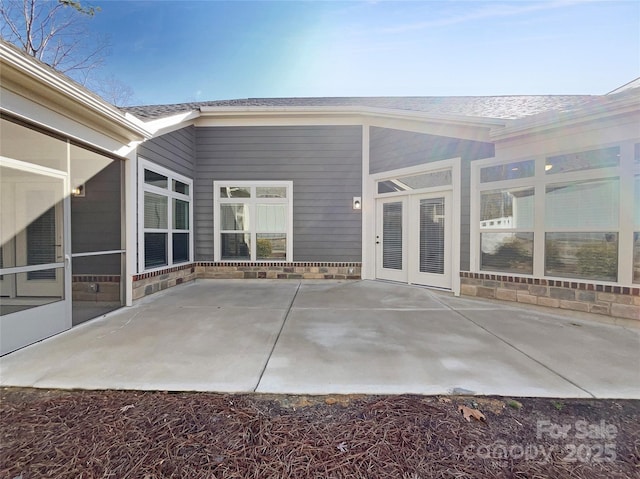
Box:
139, 161, 192, 270
545, 178, 619, 281
473, 145, 632, 283
479, 188, 534, 274
214, 182, 292, 261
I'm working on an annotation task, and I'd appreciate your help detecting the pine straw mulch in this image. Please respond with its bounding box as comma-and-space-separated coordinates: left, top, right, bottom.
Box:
1, 388, 639, 479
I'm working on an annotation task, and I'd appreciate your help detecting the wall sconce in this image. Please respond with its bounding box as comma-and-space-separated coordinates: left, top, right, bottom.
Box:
71, 184, 85, 197
353, 196, 362, 210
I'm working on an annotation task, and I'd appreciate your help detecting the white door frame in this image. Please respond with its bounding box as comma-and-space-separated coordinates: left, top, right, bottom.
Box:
375, 196, 408, 282
365, 158, 461, 294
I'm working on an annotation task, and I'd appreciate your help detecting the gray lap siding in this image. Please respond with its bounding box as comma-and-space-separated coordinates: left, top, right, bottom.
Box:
369, 127, 494, 271
195, 126, 363, 262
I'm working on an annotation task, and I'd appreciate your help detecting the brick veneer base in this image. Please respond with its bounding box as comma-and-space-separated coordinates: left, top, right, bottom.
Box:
132, 262, 361, 300
72, 275, 120, 302
460, 272, 639, 321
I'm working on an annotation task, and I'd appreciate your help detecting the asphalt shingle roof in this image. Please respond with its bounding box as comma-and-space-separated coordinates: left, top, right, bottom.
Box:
122, 95, 597, 122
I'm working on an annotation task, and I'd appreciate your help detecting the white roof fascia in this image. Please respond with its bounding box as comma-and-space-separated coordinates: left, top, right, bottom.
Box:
143, 110, 200, 137
491, 92, 640, 141
1, 42, 151, 141
198, 105, 506, 129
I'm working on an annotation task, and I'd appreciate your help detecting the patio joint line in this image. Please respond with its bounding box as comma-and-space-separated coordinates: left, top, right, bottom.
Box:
252, 281, 302, 392
429, 293, 597, 399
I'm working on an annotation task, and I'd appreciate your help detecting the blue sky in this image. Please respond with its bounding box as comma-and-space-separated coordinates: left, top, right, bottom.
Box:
90, 0, 640, 105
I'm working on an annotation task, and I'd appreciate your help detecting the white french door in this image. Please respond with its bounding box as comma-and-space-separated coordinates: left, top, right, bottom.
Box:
376, 191, 452, 289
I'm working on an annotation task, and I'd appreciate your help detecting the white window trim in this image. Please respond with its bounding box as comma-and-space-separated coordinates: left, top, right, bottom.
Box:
137, 158, 194, 272
470, 140, 636, 285
213, 181, 293, 262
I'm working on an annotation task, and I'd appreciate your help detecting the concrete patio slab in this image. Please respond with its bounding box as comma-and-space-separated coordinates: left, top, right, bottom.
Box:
1, 280, 638, 398
255, 308, 589, 397
459, 308, 640, 398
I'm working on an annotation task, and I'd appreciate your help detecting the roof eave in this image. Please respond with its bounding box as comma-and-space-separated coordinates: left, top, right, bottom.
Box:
0, 42, 151, 144
198, 105, 507, 129
490, 93, 640, 141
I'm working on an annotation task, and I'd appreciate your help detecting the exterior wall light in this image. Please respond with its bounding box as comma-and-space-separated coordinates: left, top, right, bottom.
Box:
353, 196, 362, 210
71, 184, 85, 197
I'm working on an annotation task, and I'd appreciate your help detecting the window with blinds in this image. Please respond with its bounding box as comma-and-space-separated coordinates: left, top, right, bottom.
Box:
140, 162, 192, 271
215, 182, 292, 261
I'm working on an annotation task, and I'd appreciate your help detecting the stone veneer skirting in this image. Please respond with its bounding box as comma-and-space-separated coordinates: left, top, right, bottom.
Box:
132, 262, 362, 300
460, 272, 640, 320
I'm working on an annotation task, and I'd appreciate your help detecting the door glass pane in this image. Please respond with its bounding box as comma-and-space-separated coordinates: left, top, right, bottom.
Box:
221, 233, 251, 260
144, 192, 168, 229
545, 232, 618, 281
382, 202, 403, 270
220, 204, 249, 230
257, 233, 286, 259
420, 198, 445, 274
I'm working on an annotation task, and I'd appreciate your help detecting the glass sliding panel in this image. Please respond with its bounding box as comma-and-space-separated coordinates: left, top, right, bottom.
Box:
172, 233, 189, 263
480, 188, 534, 229
173, 199, 189, 230
0, 269, 64, 316
144, 169, 167, 188
257, 186, 287, 198
220, 186, 250, 198
545, 178, 619, 230
144, 192, 168, 229
480, 160, 535, 183
144, 233, 167, 268
257, 233, 286, 259
221, 233, 251, 260
220, 204, 249, 230
382, 202, 403, 270
377, 170, 452, 194
256, 205, 286, 232
546, 147, 620, 175
545, 232, 618, 281
419, 198, 445, 274
481, 232, 534, 274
